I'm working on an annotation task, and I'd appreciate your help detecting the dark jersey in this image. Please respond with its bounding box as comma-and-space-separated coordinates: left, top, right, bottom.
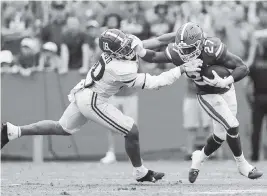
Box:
165, 36, 228, 94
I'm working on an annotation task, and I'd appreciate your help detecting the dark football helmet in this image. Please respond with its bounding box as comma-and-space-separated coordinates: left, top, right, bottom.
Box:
99, 29, 135, 60
174, 22, 204, 62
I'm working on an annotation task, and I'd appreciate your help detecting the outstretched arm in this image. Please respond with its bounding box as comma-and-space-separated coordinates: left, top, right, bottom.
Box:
122, 59, 202, 90
140, 49, 171, 63
142, 32, 176, 50
131, 36, 172, 63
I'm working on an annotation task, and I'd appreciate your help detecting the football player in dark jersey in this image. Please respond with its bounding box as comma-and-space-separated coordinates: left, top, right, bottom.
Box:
131, 22, 263, 183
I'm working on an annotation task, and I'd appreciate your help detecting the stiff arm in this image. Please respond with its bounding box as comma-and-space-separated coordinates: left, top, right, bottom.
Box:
119, 66, 183, 90
140, 32, 175, 64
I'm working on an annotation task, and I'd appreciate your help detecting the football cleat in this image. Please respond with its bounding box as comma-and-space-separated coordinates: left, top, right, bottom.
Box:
238, 165, 263, 179
189, 168, 200, 183
248, 167, 263, 179
100, 151, 117, 164
1, 123, 9, 149
236, 158, 263, 179
189, 150, 207, 183
136, 170, 165, 183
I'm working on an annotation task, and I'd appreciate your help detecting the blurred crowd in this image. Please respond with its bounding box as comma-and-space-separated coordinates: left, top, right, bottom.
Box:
1, 0, 266, 76
1, 1, 267, 162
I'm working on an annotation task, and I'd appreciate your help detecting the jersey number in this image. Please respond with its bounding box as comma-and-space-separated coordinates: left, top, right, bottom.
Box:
204, 40, 214, 54
85, 54, 112, 87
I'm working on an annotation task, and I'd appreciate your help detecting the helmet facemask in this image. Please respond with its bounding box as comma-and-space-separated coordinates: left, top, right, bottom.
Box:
174, 40, 202, 63
112, 36, 135, 60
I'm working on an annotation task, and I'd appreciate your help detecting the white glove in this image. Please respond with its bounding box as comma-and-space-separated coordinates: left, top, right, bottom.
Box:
180, 59, 203, 73
203, 70, 234, 88
130, 35, 146, 57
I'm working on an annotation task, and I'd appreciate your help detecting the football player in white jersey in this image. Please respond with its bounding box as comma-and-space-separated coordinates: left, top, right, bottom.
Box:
1, 29, 202, 182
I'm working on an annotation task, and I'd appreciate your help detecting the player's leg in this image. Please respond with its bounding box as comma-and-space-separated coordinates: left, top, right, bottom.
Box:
221, 88, 262, 178
76, 90, 164, 182
199, 103, 218, 158
183, 97, 199, 159
1, 102, 88, 149
100, 96, 120, 164
122, 93, 139, 124
189, 87, 262, 183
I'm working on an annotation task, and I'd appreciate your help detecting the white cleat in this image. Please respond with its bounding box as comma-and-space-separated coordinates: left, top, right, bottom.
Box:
100, 151, 117, 164
189, 150, 208, 183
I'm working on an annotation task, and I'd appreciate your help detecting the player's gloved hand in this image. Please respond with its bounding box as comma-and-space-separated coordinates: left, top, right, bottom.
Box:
180, 59, 203, 74
203, 70, 234, 88
130, 35, 146, 57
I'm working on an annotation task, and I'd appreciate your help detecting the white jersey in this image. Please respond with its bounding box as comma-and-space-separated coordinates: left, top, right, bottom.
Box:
86, 53, 139, 98
68, 53, 183, 102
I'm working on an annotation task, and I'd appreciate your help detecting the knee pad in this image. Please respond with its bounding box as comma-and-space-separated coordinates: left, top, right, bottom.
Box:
228, 118, 239, 129
125, 124, 139, 140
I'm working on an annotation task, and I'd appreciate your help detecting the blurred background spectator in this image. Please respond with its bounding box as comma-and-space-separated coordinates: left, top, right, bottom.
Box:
15, 37, 40, 76
120, 1, 150, 40
1, 1, 35, 55
60, 16, 89, 74
38, 41, 61, 71
41, 1, 67, 53
1, 0, 267, 161
245, 2, 267, 162
0, 50, 15, 73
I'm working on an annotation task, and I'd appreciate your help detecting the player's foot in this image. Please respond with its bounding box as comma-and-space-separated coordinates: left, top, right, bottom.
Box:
100, 151, 116, 164
189, 168, 199, 183
189, 150, 208, 183
1, 123, 9, 149
136, 170, 165, 183
237, 161, 263, 179
248, 167, 263, 179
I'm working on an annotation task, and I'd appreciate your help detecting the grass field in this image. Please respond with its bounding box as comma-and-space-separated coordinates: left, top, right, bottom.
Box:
1, 160, 267, 196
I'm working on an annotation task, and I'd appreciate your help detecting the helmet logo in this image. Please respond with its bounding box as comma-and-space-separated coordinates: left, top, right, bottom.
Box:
188, 30, 197, 40
103, 42, 110, 51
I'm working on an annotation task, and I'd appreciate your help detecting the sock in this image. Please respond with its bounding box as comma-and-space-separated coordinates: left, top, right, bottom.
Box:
226, 127, 242, 157
234, 152, 246, 163
133, 165, 148, 180
234, 152, 253, 174
191, 148, 209, 169
7, 122, 21, 140
204, 134, 224, 156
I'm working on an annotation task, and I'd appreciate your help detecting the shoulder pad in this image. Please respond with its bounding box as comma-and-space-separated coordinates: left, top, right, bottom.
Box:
203, 37, 226, 60
107, 60, 138, 76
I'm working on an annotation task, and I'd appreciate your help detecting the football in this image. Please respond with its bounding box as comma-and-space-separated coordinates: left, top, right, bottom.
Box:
202, 65, 231, 79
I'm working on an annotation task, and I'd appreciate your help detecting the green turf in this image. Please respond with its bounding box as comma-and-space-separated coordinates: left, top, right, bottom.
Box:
1, 161, 266, 196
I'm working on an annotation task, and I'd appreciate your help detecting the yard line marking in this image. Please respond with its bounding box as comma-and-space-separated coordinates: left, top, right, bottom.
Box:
186, 189, 267, 195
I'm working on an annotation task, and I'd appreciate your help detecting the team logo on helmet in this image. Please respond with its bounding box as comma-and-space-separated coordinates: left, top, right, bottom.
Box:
188, 30, 197, 40
103, 42, 110, 51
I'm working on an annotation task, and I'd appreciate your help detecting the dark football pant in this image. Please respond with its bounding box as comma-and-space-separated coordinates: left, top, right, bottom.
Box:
251, 97, 267, 161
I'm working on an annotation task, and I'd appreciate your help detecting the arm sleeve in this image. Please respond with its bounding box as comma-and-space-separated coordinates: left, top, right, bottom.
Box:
143, 32, 176, 49
124, 67, 182, 90
141, 49, 172, 63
